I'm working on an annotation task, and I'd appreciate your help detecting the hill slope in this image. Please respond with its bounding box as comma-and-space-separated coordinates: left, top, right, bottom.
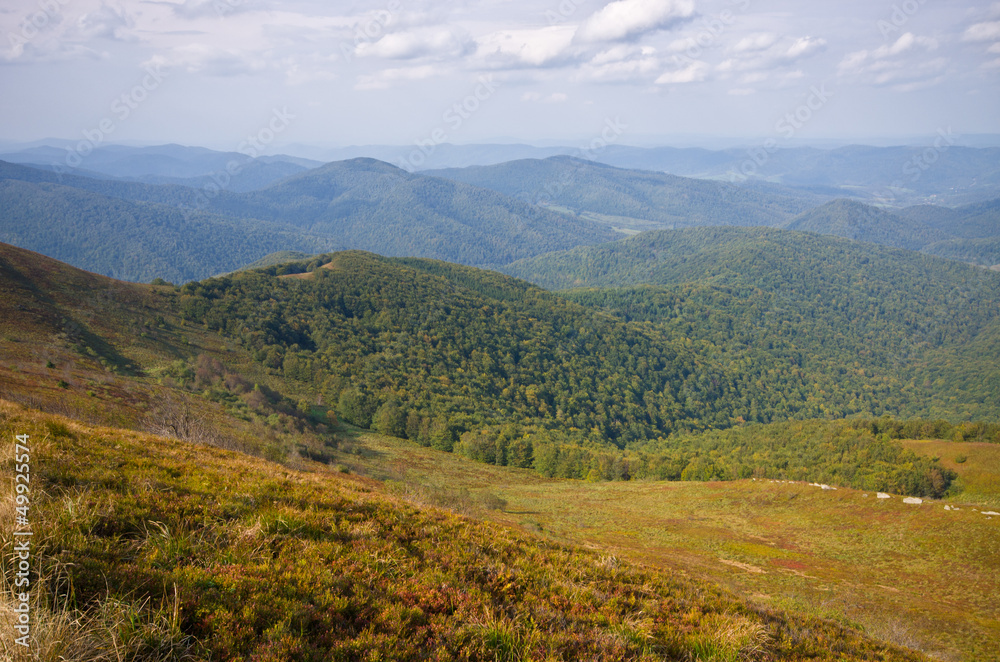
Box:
0, 159, 620, 279
1, 240, 984, 498
500, 227, 1000, 422
203, 158, 621, 265
782, 199, 950, 251
426, 156, 818, 231
0, 402, 929, 661
0, 176, 341, 283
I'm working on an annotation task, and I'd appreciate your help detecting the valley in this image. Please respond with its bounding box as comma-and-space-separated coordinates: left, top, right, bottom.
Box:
1, 143, 999, 661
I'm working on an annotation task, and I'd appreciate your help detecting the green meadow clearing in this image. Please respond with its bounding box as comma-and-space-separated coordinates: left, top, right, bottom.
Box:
346, 428, 1000, 662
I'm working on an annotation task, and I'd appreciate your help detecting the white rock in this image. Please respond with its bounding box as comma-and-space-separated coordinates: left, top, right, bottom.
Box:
982, 511, 1000, 516
903, 497, 923, 505
877, 492, 891, 499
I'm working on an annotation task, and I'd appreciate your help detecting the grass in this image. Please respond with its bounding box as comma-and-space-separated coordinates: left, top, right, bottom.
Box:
0, 401, 931, 661
0, 242, 993, 660
903, 440, 1000, 508
346, 428, 1000, 662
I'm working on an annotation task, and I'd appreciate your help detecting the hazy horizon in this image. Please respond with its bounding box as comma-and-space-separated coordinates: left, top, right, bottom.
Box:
2, 0, 999, 154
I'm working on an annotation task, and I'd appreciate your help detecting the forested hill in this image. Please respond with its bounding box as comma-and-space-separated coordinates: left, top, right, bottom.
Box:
780, 198, 1000, 266
0, 176, 342, 283
198, 158, 620, 265
426, 156, 819, 229
499, 227, 1000, 421
783, 199, 950, 251
499, 226, 998, 292
0, 159, 620, 278
176, 241, 1000, 452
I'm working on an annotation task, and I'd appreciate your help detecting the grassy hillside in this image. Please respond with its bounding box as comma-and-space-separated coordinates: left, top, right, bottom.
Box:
346, 425, 1000, 662
1, 236, 997, 659
0, 402, 936, 661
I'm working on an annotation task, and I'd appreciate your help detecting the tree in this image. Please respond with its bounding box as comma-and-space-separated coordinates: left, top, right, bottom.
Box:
337, 387, 373, 428
372, 400, 407, 438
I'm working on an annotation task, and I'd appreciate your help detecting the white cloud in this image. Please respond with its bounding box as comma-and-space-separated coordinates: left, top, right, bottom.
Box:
522, 91, 568, 103
781, 36, 827, 61
157, 43, 271, 76
574, 44, 661, 82
355, 28, 470, 60
838, 32, 942, 89
576, 0, 694, 43
717, 35, 826, 75
474, 26, 577, 68
166, 0, 265, 20
73, 5, 137, 42
654, 60, 706, 84
962, 21, 1000, 42
354, 64, 441, 90
732, 33, 778, 54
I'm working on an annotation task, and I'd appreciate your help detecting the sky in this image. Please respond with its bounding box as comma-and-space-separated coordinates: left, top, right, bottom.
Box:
1, 0, 999, 153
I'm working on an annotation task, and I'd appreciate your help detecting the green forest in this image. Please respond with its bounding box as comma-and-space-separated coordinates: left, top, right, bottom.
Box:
169, 241, 1000, 497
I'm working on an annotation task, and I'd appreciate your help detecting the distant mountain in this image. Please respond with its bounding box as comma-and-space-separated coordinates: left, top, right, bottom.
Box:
307, 142, 1000, 207
782, 199, 950, 251
777, 197, 1000, 267
897, 199, 1000, 239
594, 144, 1000, 206
426, 156, 820, 232
199, 158, 621, 266
0, 159, 620, 280
0, 176, 341, 282
0, 143, 321, 191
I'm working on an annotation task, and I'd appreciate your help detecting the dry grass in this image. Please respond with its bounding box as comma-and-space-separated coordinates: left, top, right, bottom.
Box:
347, 428, 1000, 661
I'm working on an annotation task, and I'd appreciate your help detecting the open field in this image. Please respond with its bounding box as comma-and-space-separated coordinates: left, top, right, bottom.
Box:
904, 440, 1000, 508
346, 429, 1000, 662
0, 401, 931, 661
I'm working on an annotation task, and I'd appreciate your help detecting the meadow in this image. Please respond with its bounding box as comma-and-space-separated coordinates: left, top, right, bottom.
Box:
0, 402, 934, 661
348, 428, 1000, 661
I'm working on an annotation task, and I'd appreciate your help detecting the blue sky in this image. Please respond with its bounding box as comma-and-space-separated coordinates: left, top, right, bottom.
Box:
1, 0, 998, 151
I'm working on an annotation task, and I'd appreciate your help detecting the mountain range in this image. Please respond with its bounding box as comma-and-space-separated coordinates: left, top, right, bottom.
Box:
5, 146, 999, 284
